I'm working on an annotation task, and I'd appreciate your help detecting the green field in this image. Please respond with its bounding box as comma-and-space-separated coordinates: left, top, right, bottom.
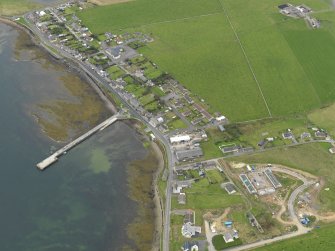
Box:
256, 223, 335, 251
78, 0, 335, 121
172, 171, 244, 210
230, 142, 335, 211
77, 0, 223, 32
0, 0, 40, 15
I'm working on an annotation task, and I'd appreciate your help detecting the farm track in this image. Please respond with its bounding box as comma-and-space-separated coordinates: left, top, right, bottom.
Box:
218, 0, 272, 118
122, 11, 225, 29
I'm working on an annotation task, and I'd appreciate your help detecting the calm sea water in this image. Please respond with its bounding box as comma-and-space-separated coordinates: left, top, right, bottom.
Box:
0, 23, 147, 251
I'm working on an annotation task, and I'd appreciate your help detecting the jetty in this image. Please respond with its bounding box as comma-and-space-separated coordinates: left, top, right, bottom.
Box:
37, 114, 121, 170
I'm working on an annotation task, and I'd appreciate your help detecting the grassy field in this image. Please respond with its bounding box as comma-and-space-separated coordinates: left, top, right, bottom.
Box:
0, 0, 41, 15
256, 223, 335, 251
309, 103, 335, 137
229, 142, 335, 211
78, 0, 335, 122
77, 0, 223, 32
171, 174, 244, 210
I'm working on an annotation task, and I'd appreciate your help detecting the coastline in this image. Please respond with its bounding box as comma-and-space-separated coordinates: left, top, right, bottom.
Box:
123, 119, 164, 251
0, 18, 164, 249
0, 17, 118, 115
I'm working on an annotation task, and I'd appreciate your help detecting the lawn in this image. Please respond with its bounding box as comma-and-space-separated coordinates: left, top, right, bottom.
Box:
167, 118, 187, 130
256, 223, 335, 251
229, 142, 335, 211
172, 177, 244, 210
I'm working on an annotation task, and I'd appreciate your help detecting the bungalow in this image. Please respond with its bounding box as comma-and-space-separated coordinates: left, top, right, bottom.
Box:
223, 232, 234, 243
301, 132, 311, 139
315, 131, 327, 138
282, 132, 293, 139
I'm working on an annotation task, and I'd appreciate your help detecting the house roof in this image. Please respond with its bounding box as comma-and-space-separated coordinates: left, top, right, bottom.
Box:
181, 222, 201, 238
225, 183, 236, 194
176, 148, 203, 160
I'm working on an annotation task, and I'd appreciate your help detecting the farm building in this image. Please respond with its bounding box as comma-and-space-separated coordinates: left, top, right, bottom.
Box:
176, 148, 203, 161
170, 135, 191, 144
216, 115, 226, 122
224, 183, 236, 195
264, 168, 282, 189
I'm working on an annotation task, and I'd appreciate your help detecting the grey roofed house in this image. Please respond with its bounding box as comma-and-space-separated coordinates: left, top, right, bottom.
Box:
181, 222, 201, 238
282, 132, 293, 139
301, 132, 311, 139
223, 232, 234, 243
110, 47, 122, 59
176, 148, 203, 161
315, 131, 327, 138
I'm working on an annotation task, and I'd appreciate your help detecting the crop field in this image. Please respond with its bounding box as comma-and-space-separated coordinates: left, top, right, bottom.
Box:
78, 0, 335, 121
256, 223, 335, 251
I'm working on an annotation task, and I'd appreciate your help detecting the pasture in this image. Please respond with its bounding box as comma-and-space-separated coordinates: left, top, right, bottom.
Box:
256, 223, 335, 251
0, 0, 40, 15
78, 0, 335, 122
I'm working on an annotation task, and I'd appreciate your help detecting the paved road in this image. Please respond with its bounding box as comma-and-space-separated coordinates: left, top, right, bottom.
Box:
23, 15, 175, 251
224, 166, 315, 251
22, 14, 328, 251
204, 220, 216, 251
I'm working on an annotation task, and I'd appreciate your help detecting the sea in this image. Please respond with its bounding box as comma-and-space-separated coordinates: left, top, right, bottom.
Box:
0, 21, 148, 251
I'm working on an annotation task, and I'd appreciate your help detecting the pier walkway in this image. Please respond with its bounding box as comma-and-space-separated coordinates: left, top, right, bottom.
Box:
37, 114, 121, 170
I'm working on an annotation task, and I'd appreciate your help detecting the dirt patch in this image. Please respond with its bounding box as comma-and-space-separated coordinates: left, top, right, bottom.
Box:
89, 0, 133, 5
230, 162, 246, 169
203, 208, 231, 233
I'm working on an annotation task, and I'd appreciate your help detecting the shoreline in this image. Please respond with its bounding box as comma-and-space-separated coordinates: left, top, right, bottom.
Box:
123, 119, 164, 251
0, 18, 164, 249
0, 17, 118, 116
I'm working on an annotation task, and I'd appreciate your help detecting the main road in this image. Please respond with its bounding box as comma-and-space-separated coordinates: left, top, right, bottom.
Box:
23, 15, 175, 251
